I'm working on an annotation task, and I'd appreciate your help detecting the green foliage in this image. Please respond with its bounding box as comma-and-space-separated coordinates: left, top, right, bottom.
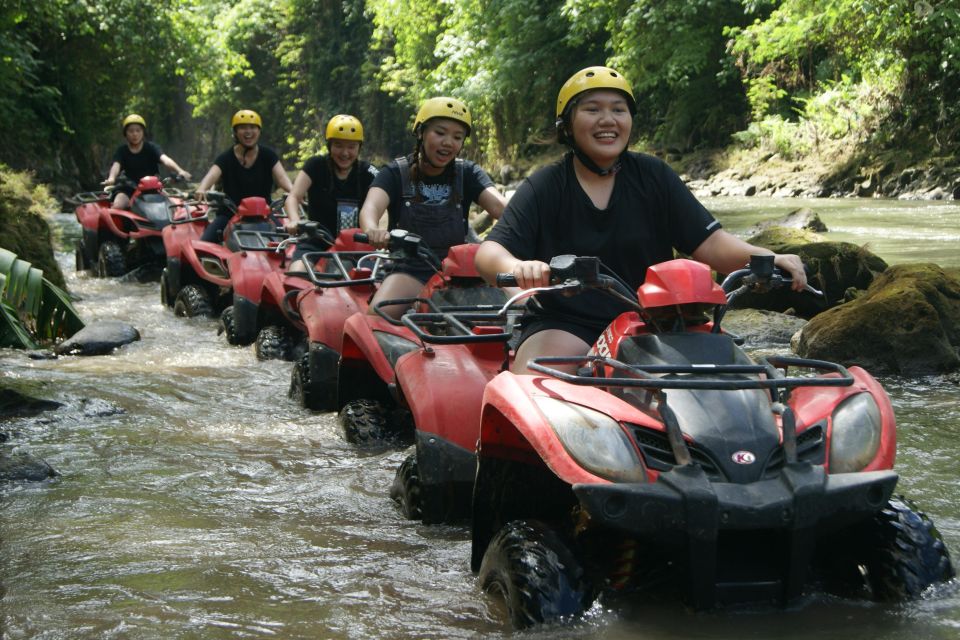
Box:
1, 0, 957, 178
0, 165, 64, 289
0, 248, 84, 349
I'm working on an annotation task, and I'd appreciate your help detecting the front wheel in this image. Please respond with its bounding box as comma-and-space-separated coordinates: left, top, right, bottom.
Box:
859, 497, 954, 600
390, 453, 422, 519
97, 241, 126, 277
219, 306, 252, 345
479, 519, 593, 629
173, 284, 213, 318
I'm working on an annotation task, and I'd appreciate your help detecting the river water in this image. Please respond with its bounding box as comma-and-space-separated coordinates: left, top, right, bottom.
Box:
1, 198, 958, 639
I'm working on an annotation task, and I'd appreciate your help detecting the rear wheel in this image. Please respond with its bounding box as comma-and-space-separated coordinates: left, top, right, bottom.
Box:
859, 497, 954, 600
390, 453, 422, 519
479, 520, 593, 629
339, 399, 388, 445
75, 242, 90, 271
97, 241, 125, 277
173, 284, 213, 318
160, 269, 174, 307
255, 325, 295, 361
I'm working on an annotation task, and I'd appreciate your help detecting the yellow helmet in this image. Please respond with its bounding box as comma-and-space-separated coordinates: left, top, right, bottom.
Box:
122, 114, 147, 131
413, 97, 472, 136
555, 66, 636, 119
325, 114, 364, 142
231, 109, 262, 128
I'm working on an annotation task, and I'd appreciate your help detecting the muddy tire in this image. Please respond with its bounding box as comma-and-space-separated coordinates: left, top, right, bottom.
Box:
479, 519, 593, 629
75, 243, 90, 271
97, 241, 125, 277
160, 269, 174, 307
255, 325, 295, 361
859, 497, 954, 600
390, 453, 422, 519
288, 352, 329, 410
173, 284, 213, 318
339, 399, 391, 445
219, 306, 241, 345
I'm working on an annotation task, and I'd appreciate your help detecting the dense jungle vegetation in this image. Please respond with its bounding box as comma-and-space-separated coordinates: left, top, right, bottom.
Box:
2, 0, 958, 188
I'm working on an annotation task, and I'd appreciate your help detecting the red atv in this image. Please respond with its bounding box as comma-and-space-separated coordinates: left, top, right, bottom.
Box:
462, 254, 953, 627
271, 231, 389, 409
218, 221, 337, 352
74, 175, 197, 278
336, 230, 507, 444
159, 192, 286, 318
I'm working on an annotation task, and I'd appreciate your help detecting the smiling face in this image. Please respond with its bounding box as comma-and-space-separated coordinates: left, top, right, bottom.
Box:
124, 124, 145, 146
329, 139, 361, 175
234, 123, 261, 148
569, 89, 632, 166
419, 118, 467, 173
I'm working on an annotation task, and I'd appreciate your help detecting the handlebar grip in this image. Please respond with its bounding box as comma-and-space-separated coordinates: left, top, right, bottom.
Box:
353, 232, 369, 243
496, 273, 518, 287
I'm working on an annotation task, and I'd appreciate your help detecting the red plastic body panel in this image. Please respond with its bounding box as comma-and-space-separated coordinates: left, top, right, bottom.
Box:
638, 259, 727, 308
395, 340, 508, 450
299, 283, 375, 348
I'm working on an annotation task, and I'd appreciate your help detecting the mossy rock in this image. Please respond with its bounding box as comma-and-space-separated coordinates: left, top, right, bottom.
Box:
794, 263, 960, 374
745, 207, 828, 237
740, 230, 888, 318
0, 165, 64, 289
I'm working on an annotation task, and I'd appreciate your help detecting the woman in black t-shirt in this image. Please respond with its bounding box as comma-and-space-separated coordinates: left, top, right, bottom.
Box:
195, 109, 293, 243
359, 97, 506, 319
103, 114, 191, 210
284, 114, 378, 267
476, 66, 808, 373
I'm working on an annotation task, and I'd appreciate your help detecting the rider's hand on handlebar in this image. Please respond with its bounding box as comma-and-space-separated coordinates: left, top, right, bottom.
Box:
194, 189, 208, 203
283, 220, 300, 235
364, 228, 390, 248
102, 177, 116, 186
177, 170, 192, 181
511, 260, 552, 289
774, 254, 807, 291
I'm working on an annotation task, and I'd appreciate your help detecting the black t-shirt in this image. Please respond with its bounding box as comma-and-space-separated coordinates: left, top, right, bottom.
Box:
486, 151, 720, 328
302, 156, 378, 231
371, 156, 494, 231
113, 142, 163, 182
213, 145, 280, 205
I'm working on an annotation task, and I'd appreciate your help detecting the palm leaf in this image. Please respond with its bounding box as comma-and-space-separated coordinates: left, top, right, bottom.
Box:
0, 248, 84, 348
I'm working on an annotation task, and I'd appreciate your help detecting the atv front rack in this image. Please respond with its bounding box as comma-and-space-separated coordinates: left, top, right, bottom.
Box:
528, 354, 854, 391
399, 307, 522, 344
298, 250, 385, 288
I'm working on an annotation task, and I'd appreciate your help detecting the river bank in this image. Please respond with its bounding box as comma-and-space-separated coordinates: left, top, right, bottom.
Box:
667, 144, 960, 201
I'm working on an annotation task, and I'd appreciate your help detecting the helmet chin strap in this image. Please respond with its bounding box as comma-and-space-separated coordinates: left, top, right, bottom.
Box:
572, 145, 622, 177
416, 138, 446, 170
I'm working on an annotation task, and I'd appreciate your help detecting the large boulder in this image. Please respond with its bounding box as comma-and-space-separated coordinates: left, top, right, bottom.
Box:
793, 264, 960, 374
54, 320, 140, 356
741, 228, 889, 318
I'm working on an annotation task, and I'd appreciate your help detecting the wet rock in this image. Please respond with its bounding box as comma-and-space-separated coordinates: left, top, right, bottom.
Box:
0, 449, 58, 483
745, 208, 828, 237
741, 232, 888, 318
54, 320, 140, 356
0, 388, 63, 419
721, 309, 807, 348
794, 263, 960, 375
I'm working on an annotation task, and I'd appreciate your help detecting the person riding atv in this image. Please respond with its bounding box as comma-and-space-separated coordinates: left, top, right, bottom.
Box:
194, 109, 293, 243
360, 97, 507, 319
103, 114, 191, 210
474, 66, 807, 373
283, 114, 379, 271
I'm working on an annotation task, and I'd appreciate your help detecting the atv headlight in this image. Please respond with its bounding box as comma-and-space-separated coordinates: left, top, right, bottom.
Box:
829, 392, 882, 473
373, 330, 419, 368
533, 396, 646, 483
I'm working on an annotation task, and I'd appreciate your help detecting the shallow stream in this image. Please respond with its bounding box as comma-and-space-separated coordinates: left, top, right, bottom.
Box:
1, 198, 958, 638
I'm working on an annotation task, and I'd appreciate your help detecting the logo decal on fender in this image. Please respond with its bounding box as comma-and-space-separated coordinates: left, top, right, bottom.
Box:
732, 451, 756, 465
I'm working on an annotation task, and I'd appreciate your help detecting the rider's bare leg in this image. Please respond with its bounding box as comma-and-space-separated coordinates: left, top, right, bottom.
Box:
512, 329, 590, 375
366, 272, 424, 319
113, 193, 131, 210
